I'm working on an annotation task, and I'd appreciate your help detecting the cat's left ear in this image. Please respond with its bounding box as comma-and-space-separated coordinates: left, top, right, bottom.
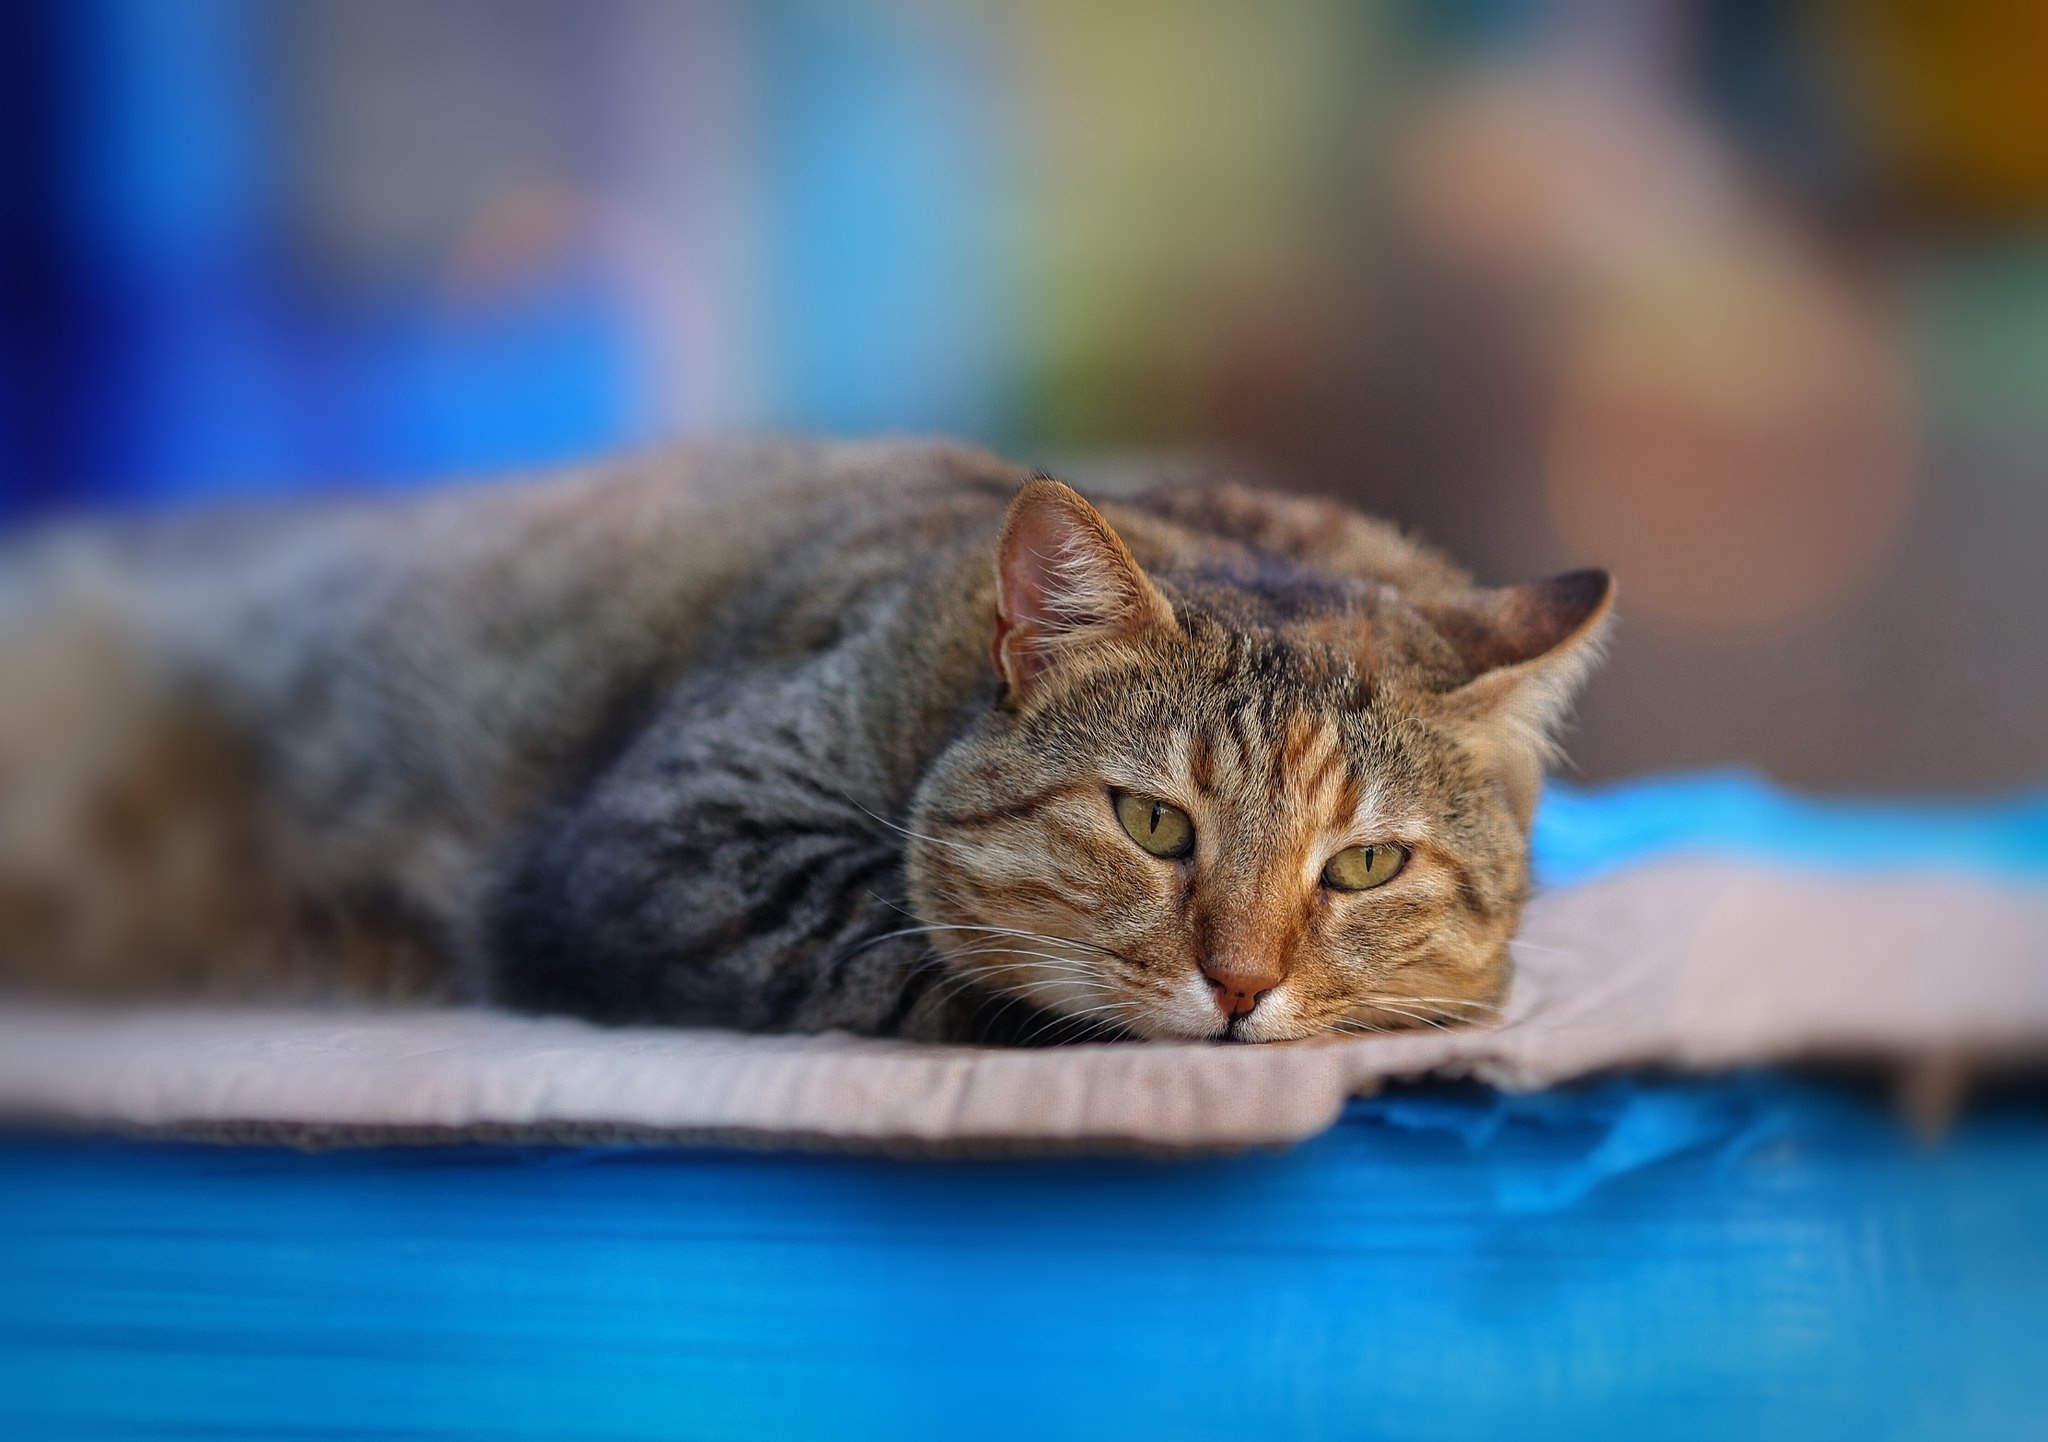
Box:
992, 477, 1176, 700
1416, 569, 1615, 752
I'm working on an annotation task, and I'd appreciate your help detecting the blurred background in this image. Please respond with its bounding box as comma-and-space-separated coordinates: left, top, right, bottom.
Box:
2, 0, 2044, 792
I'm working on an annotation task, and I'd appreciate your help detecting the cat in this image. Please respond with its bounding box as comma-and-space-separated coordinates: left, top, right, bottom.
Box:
0, 439, 1611, 1044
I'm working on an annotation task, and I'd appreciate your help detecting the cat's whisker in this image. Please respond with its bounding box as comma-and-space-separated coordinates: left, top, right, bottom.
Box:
856, 911, 1129, 962
830, 915, 1126, 978
1322, 1017, 1403, 1038
1336, 997, 1466, 1032
1023, 989, 1131, 1024
1348, 992, 1504, 1032
927, 937, 1108, 972
911, 886, 1152, 977
1508, 939, 1584, 960
830, 923, 963, 967
955, 924, 1130, 962
949, 952, 1142, 1020
935, 957, 1108, 992
918, 955, 1087, 992
1022, 997, 1139, 1046
1371, 1002, 1463, 1029
964, 978, 1065, 1038
917, 956, 1118, 1017
940, 950, 1097, 973
949, 943, 1140, 1038
1378, 994, 1503, 1015
867, 893, 928, 925
835, 789, 982, 858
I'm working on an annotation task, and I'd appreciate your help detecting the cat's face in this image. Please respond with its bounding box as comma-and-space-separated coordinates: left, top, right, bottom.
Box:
906, 479, 1610, 1044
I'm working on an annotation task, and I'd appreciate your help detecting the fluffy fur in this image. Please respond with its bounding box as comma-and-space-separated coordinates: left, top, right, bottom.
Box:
0, 440, 1610, 1043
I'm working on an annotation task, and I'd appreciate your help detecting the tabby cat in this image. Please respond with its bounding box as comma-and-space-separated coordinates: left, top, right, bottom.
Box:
0, 440, 1610, 1043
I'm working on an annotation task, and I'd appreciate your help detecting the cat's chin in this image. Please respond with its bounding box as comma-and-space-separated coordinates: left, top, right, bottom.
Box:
1124, 1019, 1232, 1044
1125, 1000, 1359, 1045
1127, 1018, 1317, 1045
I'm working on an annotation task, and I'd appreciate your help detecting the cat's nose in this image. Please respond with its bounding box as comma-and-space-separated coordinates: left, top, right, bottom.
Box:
1200, 956, 1284, 1017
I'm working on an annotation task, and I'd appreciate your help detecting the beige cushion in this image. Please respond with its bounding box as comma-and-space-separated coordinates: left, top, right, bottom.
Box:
3, 858, 2043, 1153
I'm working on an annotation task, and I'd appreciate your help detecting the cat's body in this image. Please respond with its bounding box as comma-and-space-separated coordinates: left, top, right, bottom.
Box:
0, 439, 1609, 1043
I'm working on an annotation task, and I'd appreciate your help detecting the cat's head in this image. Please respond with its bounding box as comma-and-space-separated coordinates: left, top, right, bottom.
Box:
904, 477, 1612, 1044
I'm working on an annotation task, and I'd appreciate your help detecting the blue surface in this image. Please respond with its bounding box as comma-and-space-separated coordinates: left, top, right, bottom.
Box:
2, 772, 2045, 1439
1534, 770, 2048, 886
3, 1079, 2046, 1440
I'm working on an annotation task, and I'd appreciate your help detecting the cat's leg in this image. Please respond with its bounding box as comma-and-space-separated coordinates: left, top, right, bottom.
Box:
483, 669, 951, 1036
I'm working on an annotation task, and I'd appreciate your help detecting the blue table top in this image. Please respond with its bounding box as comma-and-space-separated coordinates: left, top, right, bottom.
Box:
4, 1077, 2046, 1441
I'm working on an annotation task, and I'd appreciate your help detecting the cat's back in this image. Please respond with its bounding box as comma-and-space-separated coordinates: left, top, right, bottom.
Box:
0, 438, 1030, 1000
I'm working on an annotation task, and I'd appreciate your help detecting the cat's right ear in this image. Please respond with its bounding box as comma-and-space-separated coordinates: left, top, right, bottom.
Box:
1415, 569, 1615, 755
992, 477, 1175, 700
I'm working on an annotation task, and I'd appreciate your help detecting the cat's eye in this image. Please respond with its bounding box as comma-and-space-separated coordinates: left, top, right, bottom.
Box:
1322, 843, 1407, 891
1114, 792, 1195, 859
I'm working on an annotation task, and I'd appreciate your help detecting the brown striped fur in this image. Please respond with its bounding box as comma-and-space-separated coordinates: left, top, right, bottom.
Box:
0, 440, 1609, 1042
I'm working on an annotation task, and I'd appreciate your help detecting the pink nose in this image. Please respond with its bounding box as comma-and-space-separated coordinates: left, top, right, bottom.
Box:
1200, 956, 1285, 1017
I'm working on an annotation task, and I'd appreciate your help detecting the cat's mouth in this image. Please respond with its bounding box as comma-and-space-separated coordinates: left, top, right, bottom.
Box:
1106, 969, 1304, 1044
936, 928, 1474, 1045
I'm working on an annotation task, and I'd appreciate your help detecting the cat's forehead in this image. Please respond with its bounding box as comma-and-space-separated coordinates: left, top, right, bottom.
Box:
1176, 708, 1365, 817
1099, 668, 1441, 826
1041, 590, 1460, 809
1165, 576, 1461, 693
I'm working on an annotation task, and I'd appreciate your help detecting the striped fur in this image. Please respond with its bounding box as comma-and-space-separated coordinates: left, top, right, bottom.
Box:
0, 441, 1609, 1043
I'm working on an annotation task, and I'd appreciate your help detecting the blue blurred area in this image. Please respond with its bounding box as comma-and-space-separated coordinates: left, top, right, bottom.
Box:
756, 2, 1004, 439
4, 1076, 2045, 1440
1535, 771, 2048, 887
0, 0, 1008, 517
3, 1, 623, 509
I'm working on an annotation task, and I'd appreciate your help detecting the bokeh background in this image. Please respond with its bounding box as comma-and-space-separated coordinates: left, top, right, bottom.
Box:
4, 0, 2044, 791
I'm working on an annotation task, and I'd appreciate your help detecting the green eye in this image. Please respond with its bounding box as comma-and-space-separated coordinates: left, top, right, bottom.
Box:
1115, 793, 1195, 859
1323, 843, 1407, 891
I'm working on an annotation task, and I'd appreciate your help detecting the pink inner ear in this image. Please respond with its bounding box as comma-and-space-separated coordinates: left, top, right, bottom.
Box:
998, 504, 1074, 632
990, 479, 1170, 692
991, 492, 1101, 688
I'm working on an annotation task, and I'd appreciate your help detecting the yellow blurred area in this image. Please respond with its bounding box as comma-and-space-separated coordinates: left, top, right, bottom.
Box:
1842, 0, 2048, 218
1007, 0, 1385, 442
